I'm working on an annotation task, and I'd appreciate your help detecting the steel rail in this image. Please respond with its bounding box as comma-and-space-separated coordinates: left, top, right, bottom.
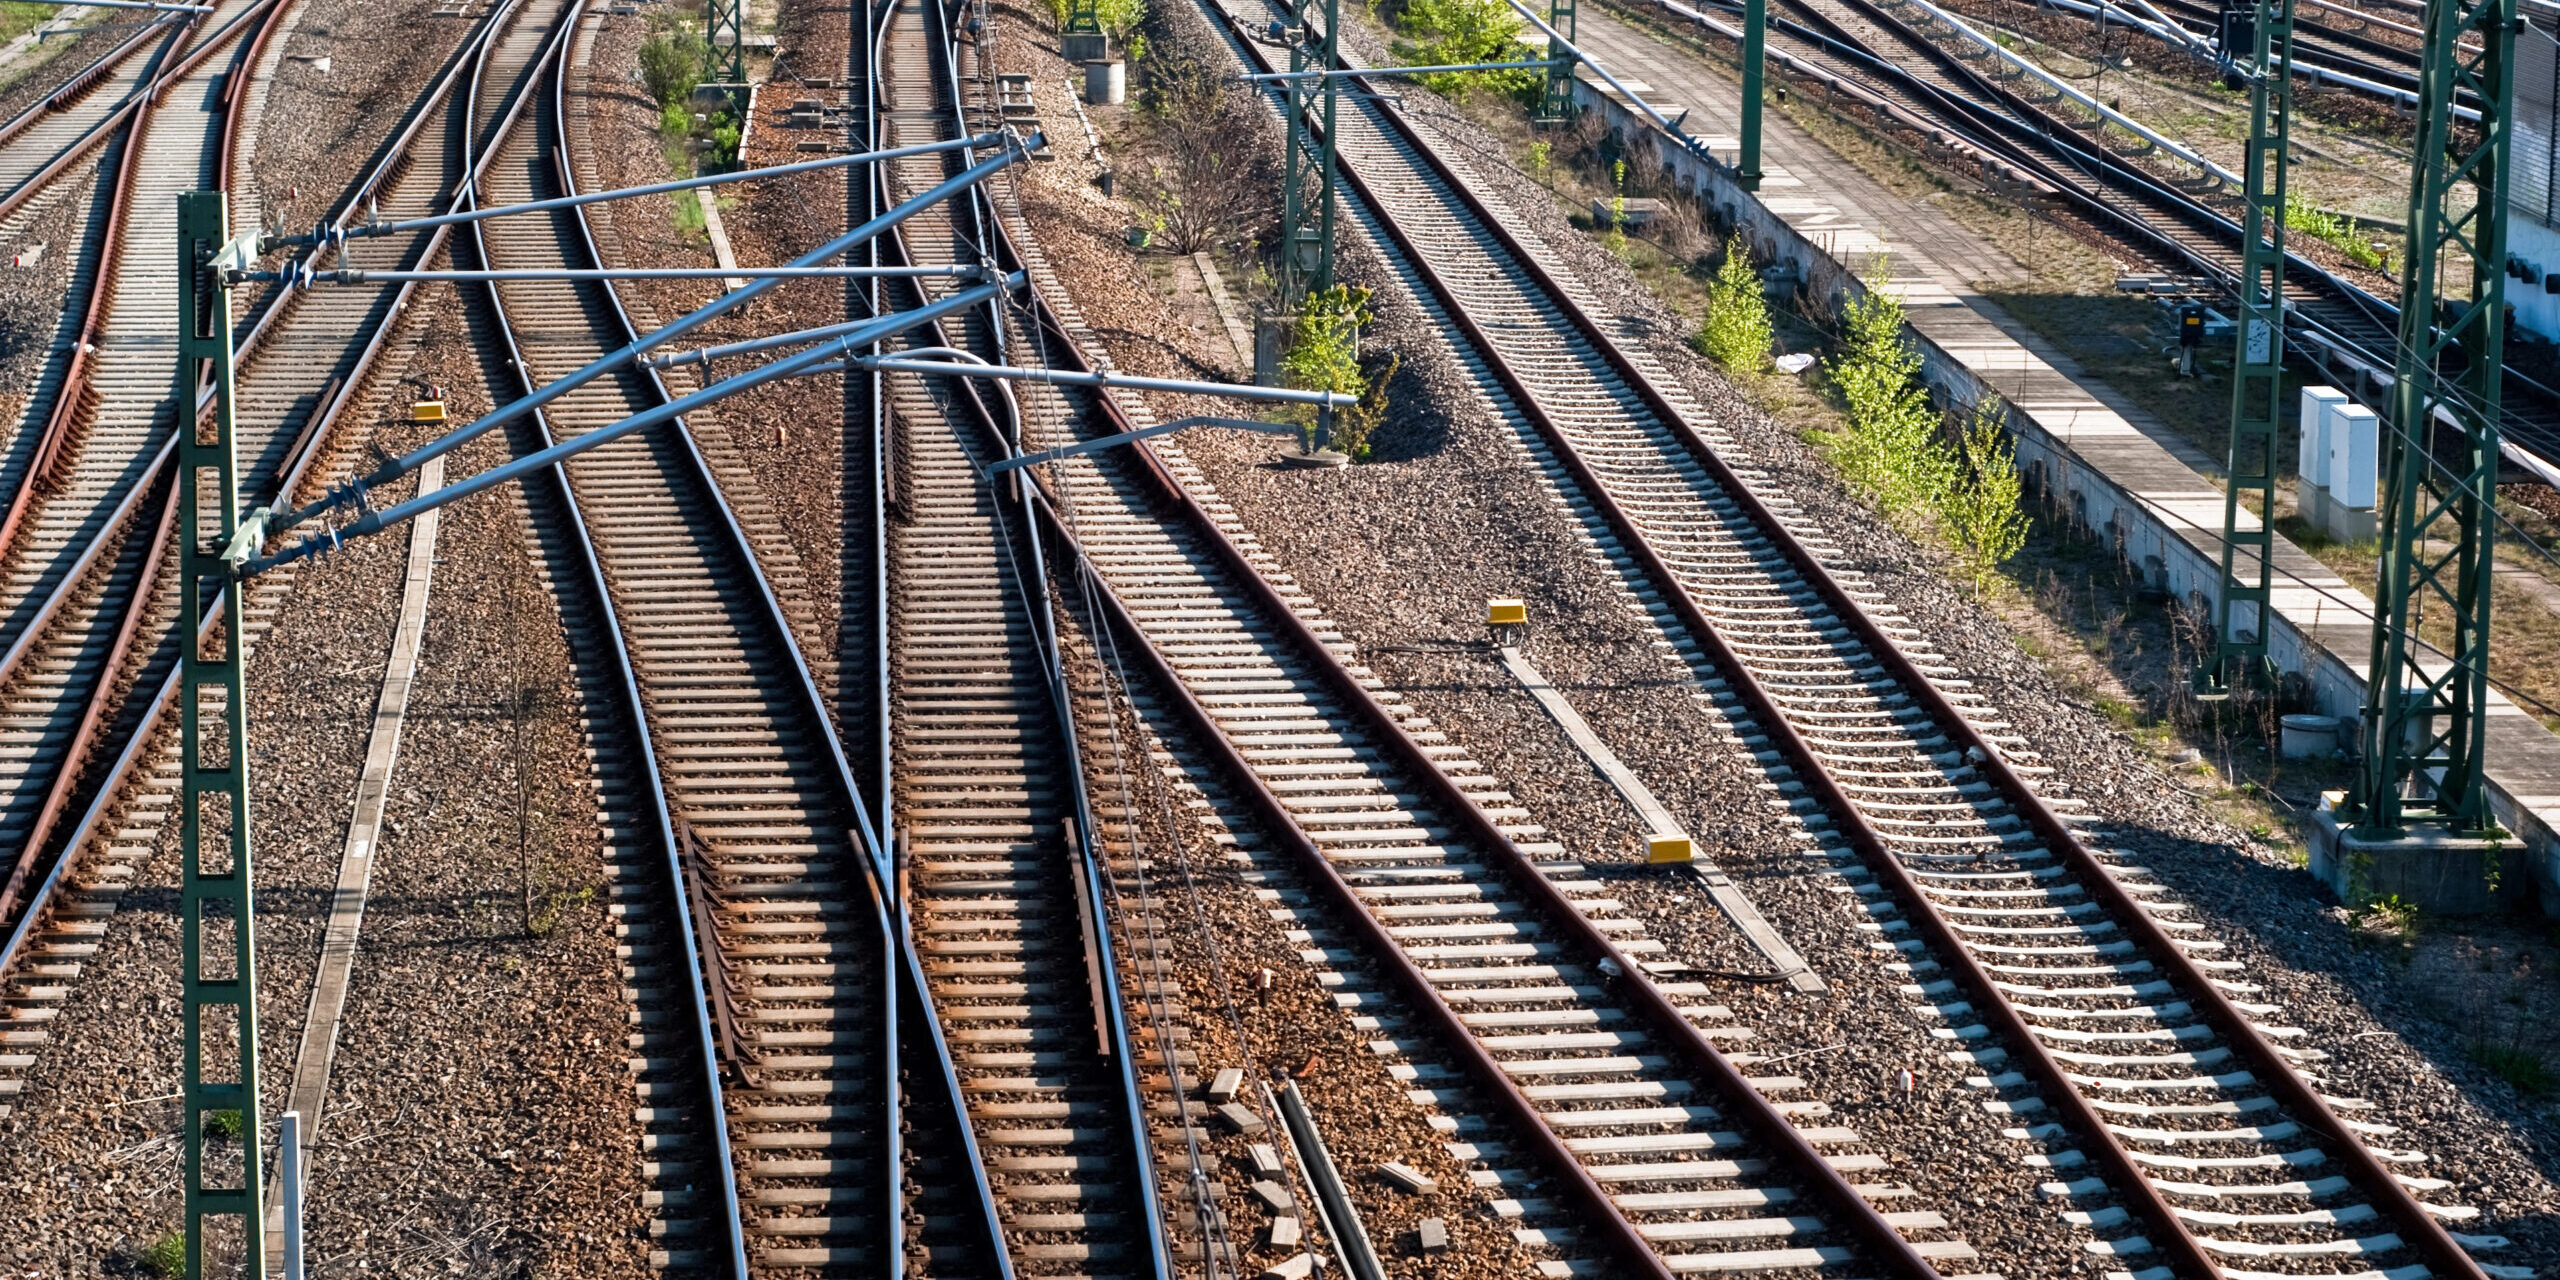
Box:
466, 27, 749, 1274
0, 0, 538, 995
1313, 53, 2230, 1271
988, 213, 1947, 1279
0, 17, 168, 152
0, 0, 293, 932
1626, 0, 2560, 468
0, 0, 297, 574
0, 0, 533, 941
878, 161, 1171, 1280
1293, 22, 2492, 1280
265, 0, 559, 510
1795, 0, 2560, 466
867, 0, 1075, 1266
0, 0, 282, 224
227, 0, 534, 359
539, 4, 1007, 1267
0, 0, 254, 561
0, 477, 171, 927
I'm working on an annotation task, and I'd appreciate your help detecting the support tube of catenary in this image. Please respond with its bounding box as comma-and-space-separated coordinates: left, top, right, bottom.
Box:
271, 133, 1016, 250
270, 140, 1036, 534
249, 283, 1009, 573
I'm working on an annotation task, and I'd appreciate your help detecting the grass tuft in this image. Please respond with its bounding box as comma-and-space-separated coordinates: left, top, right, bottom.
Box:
2474, 1040, 2552, 1095
139, 1231, 184, 1277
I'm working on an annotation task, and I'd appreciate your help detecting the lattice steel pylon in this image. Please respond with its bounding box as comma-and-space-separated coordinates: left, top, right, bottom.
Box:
2353, 0, 2519, 836
707, 0, 746, 84
1278, 0, 1340, 306
2197, 0, 2295, 699
1537, 0, 1578, 123
178, 188, 263, 1279
1064, 0, 1100, 35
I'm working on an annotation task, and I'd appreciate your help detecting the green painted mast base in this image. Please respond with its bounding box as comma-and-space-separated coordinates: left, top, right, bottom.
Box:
179, 188, 262, 1278
2197, 0, 2295, 701
2352, 0, 2518, 838
1537, 0, 1578, 124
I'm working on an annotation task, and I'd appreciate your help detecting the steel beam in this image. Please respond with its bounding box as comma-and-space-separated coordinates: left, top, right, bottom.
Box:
2356, 0, 2517, 835
1740, 0, 1765, 189
707, 0, 745, 85
2200, 0, 2294, 697
1278, 0, 1341, 304
178, 189, 262, 1279
1539, 0, 1578, 122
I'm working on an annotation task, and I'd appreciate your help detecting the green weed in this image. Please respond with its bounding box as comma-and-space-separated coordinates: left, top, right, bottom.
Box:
2475, 1040, 2552, 1094
1697, 232, 1772, 372
2283, 192, 2384, 270
1946, 397, 2031, 595
1393, 0, 1540, 101
139, 1231, 185, 1277
1819, 260, 1953, 520
1281, 285, 1394, 458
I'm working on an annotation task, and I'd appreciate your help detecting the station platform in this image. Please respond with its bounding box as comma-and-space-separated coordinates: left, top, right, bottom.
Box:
1555, 3, 2560, 910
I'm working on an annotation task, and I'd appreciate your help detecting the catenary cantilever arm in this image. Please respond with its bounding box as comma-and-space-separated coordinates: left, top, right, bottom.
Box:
263, 132, 1019, 250
243, 282, 1016, 575
269, 137, 1037, 535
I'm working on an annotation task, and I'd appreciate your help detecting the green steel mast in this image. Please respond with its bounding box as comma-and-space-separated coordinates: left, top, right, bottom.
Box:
2199, 0, 2295, 698
1538, 0, 1578, 123
708, 0, 746, 84
1739, 0, 1764, 191
178, 188, 263, 1278
2353, 0, 2518, 835
1279, 0, 1340, 304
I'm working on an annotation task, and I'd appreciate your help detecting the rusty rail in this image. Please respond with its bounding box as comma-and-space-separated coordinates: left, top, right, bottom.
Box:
1281, 28, 2487, 1280
992, 223, 1949, 1279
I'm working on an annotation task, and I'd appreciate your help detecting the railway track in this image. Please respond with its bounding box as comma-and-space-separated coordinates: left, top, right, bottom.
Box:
472, 3, 1047, 1271
1193, 0, 2530, 1275
869, 0, 1171, 1272
1608, 0, 2560, 467
0, 0, 266, 220
848, 50, 1978, 1280
0, 0, 545, 1124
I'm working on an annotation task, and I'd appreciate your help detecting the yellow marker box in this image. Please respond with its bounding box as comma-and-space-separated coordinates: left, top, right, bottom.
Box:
411, 400, 448, 423
1646, 835, 1694, 864
1486, 598, 1527, 626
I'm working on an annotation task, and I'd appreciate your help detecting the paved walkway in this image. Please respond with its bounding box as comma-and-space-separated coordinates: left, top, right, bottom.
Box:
1564, 3, 2560, 893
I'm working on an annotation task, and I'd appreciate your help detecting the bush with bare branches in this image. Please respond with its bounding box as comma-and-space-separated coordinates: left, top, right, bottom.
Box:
1127, 57, 1278, 254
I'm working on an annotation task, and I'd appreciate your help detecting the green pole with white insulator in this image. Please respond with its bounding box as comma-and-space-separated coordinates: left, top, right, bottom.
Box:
178, 188, 263, 1279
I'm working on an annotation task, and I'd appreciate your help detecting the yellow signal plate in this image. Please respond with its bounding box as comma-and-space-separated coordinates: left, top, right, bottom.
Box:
1486, 598, 1527, 626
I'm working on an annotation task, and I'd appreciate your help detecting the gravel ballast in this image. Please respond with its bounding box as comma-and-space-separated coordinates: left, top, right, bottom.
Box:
986, 0, 2560, 1271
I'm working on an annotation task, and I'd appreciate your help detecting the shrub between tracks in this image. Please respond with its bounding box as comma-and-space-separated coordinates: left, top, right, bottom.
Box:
1816, 260, 2028, 593
1280, 283, 1398, 459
